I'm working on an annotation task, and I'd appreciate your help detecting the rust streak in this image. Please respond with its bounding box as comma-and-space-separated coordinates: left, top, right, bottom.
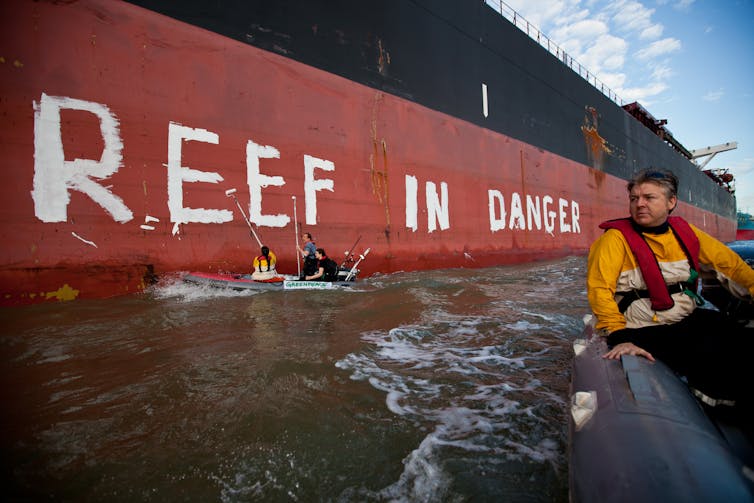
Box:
377, 39, 390, 76
581, 106, 612, 171
370, 93, 390, 228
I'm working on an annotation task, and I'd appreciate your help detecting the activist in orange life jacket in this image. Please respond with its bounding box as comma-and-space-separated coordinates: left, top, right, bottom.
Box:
586, 168, 754, 404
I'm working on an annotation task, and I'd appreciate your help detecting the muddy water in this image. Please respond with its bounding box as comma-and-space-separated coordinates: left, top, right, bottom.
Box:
1, 257, 588, 502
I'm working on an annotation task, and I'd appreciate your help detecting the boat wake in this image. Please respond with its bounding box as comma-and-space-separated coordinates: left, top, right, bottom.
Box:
337, 313, 570, 501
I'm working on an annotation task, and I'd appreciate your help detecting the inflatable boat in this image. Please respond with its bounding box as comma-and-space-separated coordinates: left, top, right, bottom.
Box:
184, 247, 368, 291
182, 270, 358, 291
569, 317, 754, 502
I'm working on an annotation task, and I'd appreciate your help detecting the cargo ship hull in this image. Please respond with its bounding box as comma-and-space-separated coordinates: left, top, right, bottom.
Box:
0, 0, 736, 304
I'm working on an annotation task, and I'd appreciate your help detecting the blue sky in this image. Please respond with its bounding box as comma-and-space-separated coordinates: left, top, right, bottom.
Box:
490, 0, 754, 213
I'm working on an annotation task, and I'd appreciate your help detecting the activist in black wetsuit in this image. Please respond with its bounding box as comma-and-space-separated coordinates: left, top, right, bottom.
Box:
304, 248, 338, 281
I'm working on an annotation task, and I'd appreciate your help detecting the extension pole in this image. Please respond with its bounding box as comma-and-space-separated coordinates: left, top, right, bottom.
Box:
225, 188, 263, 247
293, 196, 301, 277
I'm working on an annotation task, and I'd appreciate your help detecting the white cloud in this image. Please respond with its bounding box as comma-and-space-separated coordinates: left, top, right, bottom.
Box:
649, 63, 673, 81
609, 0, 657, 35
673, 0, 695, 11
552, 18, 609, 40
500, 0, 576, 31
636, 37, 682, 60
655, 0, 694, 7
551, 18, 610, 56
703, 89, 725, 102
581, 34, 628, 72
639, 24, 663, 39
553, 6, 593, 27
598, 71, 627, 89
618, 81, 668, 103
656, 0, 694, 9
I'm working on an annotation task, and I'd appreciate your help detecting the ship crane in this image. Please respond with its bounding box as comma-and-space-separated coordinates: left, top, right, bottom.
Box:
690, 141, 738, 170
690, 141, 738, 193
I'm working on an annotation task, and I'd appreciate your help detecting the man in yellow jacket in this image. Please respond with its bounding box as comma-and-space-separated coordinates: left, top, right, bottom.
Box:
587, 168, 754, 403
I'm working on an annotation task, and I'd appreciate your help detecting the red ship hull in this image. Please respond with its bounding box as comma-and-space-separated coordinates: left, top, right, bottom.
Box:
736, 229, 754, 241
0, 1, 735, 304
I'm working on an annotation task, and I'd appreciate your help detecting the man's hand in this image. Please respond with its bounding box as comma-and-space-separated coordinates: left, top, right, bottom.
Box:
602, 342, 655, 362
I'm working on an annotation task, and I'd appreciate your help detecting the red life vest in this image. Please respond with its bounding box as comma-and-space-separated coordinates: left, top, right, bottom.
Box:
254, 254, 273, 271
599, 217, 700, 311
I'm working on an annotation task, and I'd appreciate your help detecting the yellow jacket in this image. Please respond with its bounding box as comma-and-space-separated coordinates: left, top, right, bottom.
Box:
587, 223, 754, 334
252, 251, 277, 273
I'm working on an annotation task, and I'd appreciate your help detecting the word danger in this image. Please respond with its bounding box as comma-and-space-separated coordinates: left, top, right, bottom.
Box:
488, 190, 580, 234
31, 93, 580, 236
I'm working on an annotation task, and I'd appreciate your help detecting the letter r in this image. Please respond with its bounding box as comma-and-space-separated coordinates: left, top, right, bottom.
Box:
32, 93, 133, 223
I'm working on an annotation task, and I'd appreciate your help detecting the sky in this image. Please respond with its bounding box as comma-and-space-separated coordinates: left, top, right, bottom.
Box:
492, 0, 754, 213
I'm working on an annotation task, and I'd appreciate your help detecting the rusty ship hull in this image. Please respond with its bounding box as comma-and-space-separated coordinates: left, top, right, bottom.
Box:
0, 0, 736, 304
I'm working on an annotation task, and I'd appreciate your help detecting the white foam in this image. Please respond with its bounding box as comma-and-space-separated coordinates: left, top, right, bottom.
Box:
147, 273, 259, 302
336, 299, 573, 495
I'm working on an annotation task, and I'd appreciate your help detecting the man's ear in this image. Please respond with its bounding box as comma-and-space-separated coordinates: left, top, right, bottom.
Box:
668, 195, 678, 213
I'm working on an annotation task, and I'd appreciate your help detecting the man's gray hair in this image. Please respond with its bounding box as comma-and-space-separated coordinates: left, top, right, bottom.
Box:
627, 169, 679, 199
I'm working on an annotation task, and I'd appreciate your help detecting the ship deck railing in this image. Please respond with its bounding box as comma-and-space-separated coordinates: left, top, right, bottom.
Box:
485, 0, 624, 107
